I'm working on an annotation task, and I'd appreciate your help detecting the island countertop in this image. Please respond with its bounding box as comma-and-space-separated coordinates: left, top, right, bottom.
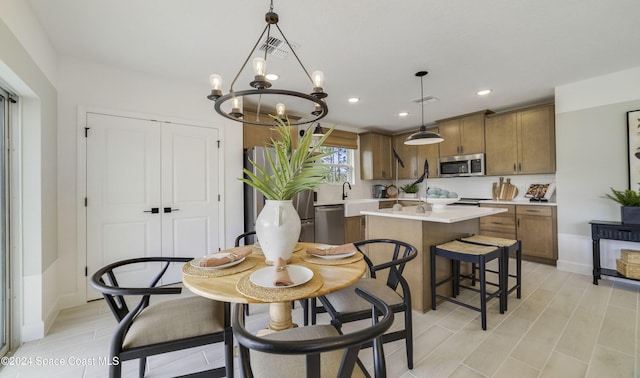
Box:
361, 205, 507, 224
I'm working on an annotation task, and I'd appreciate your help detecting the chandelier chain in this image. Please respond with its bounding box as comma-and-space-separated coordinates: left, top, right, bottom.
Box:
229, 24, 271, 93
274, 23, 314, 84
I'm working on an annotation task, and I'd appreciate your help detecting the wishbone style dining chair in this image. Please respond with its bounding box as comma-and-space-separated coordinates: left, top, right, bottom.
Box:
90, 257, 233, 378
312, 239, 418, 370
233, 288, 394, 378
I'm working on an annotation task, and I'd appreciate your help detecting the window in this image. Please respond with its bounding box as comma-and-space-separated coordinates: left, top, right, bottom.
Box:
318, 146, 353, 184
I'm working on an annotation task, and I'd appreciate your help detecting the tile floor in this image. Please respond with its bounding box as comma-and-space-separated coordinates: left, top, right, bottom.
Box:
1, 259, 638, 377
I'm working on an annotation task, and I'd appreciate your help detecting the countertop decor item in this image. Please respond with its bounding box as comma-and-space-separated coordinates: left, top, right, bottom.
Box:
207, 0, 328, 126
401, 184, 419, 194
492, 177, 518, 201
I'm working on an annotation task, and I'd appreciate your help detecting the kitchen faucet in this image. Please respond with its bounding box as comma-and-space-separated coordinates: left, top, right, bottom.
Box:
342, 181, 352, 200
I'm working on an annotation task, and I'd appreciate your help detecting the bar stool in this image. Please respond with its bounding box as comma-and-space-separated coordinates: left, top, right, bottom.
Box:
460, 235, 522, 310
430, 240, 505, 330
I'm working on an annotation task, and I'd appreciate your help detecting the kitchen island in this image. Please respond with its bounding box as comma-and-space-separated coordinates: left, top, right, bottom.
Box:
361, 205, 507, 313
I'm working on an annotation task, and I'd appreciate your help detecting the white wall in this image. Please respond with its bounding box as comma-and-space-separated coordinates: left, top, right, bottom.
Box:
0, 0, 59, 342
555, 67, 640, 275
56, 56, 244, 307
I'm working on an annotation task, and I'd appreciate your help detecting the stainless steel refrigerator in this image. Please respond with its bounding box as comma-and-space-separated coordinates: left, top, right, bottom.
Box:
243, 147, 315, 243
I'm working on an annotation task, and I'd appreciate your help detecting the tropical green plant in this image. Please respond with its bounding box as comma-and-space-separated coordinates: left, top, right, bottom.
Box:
240, 117, 334, 200
605, 188, 640, 207
400, 183, 419, 193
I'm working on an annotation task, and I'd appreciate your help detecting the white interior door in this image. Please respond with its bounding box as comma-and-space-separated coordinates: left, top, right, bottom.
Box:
86, 113, 162, 299
86, 113, 221, 299
160, 123, 220, 283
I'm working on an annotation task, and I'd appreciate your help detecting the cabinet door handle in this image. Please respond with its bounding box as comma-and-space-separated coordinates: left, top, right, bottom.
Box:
518, 162, 522, 172
513, 163, 517, 172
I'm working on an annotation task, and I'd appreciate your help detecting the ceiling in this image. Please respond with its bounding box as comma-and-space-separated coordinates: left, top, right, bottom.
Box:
27, 0, 640, 134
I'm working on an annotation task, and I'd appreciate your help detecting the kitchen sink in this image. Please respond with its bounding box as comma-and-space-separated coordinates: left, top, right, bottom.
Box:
344, 199, 378, 217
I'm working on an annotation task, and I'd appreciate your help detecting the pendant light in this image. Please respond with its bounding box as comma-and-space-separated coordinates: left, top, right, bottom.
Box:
404, 71, 443, 145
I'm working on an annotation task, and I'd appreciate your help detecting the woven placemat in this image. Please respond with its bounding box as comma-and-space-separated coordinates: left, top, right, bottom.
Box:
236, 267, 324, 302
298, 252, 363, 266
182, 258, 257, 278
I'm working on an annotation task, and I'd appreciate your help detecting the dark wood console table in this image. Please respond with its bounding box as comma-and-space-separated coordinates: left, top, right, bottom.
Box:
591, 220, 640, 284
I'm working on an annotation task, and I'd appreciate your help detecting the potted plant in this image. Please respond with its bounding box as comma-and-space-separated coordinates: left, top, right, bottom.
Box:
400, 183, 419, 198
605, 188, 640, 224
240, 117, 333, 262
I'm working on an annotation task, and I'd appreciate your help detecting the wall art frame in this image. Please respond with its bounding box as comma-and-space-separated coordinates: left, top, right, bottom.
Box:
627, 109, 640, 190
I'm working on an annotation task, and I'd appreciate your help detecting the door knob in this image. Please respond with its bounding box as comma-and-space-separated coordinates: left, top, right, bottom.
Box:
143, 208, 159, 213
164, 207, 180, 213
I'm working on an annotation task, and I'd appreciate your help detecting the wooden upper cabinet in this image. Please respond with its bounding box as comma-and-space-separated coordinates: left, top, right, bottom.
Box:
242, 110, 299, 149
392, 132, 418, 179
485, 103, 555, 175
436, 111, 490, 158
416, 131, 440, 179
485, 113, 518, 175
518, 105, 556, 174
360, 132, 392, 180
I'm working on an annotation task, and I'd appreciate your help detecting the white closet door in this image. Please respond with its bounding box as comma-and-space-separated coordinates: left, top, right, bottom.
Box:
86, 113, 221, 299
86, 113, 162, 299
160, 123, 220, 283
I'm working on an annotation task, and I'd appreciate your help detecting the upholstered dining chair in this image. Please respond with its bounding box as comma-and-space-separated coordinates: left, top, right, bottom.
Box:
312, 239, 418, 369
90, 257, 233, 378
233, 288, 394, 378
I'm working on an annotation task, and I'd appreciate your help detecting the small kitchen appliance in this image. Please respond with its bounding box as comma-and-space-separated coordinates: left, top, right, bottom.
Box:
372, 184, 386, 198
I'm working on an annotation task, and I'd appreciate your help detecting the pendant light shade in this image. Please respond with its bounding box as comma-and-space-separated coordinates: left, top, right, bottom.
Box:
311, 123, 324, 137
404, 71, 443, 145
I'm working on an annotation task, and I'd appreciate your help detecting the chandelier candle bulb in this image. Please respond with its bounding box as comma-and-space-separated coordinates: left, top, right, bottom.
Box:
230, 96, 243, 118
312, 71, 324, 87
253, 57, 267, 77
276, 103, 286, 118
208, 74, 222, 100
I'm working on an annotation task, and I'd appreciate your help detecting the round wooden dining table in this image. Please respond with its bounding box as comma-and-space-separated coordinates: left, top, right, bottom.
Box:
182, 242, 367, 333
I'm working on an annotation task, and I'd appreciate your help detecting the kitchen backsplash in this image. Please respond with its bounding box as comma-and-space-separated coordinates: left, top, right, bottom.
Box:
314, 174, 556, 203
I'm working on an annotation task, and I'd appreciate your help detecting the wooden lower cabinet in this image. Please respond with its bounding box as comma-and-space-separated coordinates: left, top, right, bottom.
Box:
344, 215, 365, 243
480, 203, 557, 265
517, 206, 557, 264
378, 200, 421, 209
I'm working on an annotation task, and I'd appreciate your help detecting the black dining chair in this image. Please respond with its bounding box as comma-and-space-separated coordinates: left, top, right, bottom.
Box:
235, 230, 309, 325
90, 257, 233, 378
233, 288, 394, 378
312, 239, 418, 369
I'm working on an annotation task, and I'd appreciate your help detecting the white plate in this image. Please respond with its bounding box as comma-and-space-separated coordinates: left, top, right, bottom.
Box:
190, 253, 245, 270
249, 265, 313, 289
316, 250, 357, 260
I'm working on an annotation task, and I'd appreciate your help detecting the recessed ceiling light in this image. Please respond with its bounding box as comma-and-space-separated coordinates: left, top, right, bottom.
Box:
348, 97, 360, 103
398, 112, 409, 117
266, 73, 279, 81
477, 89, 492, 96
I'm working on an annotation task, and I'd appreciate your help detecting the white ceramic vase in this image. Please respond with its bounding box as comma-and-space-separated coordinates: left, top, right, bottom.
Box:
255, 200, 301, 263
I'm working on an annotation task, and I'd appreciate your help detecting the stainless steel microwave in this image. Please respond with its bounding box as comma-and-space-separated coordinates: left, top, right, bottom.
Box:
438, 153, 485, 177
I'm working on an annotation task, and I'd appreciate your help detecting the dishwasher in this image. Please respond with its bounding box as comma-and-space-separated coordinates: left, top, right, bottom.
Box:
314, 205, 345, 245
